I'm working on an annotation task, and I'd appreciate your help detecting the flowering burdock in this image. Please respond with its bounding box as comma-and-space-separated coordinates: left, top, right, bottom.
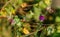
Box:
10, 19, 15, 25
8, 18, 15, 26
39, 15, 45, 22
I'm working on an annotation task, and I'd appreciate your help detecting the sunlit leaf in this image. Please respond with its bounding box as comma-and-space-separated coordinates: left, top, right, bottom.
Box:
23, 28, 30, 34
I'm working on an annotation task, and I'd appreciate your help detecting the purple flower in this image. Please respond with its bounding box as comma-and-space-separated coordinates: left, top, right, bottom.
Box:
39, 15, 45, 21
9, 19, 13, 23
9, 18, 15, 25
8, 18, 14, 24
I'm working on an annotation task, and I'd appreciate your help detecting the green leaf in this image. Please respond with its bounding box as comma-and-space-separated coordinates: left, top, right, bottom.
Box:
39, 1, 47, 9
33, 5, 41, 21
55, 16, 60, 22
18, 0, 23, 4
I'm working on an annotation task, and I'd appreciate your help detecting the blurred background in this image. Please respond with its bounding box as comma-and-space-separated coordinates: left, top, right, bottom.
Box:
0, 0, 60, 37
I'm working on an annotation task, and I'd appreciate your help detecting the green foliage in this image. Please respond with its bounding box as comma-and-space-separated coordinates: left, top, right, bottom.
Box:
1, 0, 60, 37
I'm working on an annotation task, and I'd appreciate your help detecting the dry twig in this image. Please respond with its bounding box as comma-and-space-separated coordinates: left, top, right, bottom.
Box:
1, 0, 12, 11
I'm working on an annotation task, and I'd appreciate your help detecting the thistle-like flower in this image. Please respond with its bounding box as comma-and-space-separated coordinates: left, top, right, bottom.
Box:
39, 15, 45, 22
